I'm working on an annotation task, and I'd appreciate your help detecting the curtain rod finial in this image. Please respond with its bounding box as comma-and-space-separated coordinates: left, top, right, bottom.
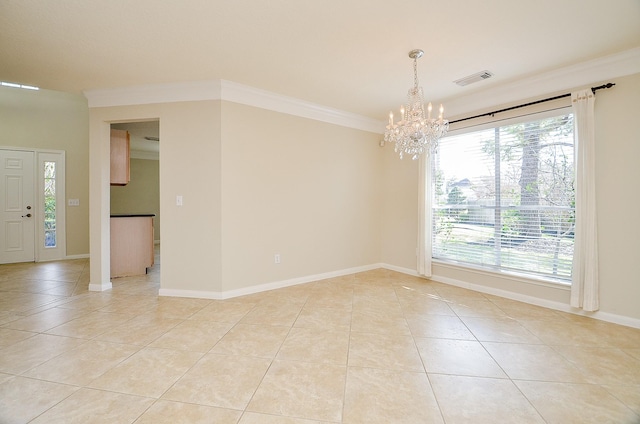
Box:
592, 82, 616, 94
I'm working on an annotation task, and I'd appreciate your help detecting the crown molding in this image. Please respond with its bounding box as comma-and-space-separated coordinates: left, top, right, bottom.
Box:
84, 79, 383, 133
445, 47, 640, 119
82, 47, 639, 134
219, 80, 383, 133
84, 80, 222, 108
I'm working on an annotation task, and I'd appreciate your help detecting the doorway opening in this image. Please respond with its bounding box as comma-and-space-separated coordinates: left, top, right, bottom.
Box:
109, 121, 160, 282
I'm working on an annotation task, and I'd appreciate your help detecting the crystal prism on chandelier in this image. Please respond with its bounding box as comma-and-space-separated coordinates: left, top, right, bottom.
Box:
384, 49, 449, 160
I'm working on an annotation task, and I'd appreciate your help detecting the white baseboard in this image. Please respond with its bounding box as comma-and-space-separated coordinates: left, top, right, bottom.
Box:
585, 310, 640, 330
380, 263, 420, 277
381, 264, 640, 330
159, 263, 381, 300
88, 282, 112, 292
32, 253, 89, 262
65, 253, 90, 260
161, 261, 640, 329
158, 288, 223, 300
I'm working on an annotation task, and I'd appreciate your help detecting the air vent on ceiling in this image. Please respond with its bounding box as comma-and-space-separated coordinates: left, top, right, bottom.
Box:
454, 70, 493, 87
144, 136, 159, 141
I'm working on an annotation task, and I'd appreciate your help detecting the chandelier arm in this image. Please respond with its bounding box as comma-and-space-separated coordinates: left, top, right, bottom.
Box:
384, 49, 448, 160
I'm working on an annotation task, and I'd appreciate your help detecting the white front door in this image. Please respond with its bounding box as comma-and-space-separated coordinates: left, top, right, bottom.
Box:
0, 150, 35, 263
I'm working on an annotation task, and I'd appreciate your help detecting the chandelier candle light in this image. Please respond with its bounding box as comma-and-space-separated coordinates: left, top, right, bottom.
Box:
384, 49, 449, 160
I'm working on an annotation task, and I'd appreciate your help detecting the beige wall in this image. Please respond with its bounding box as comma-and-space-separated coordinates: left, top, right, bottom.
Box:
89, 101, 222, 292
110, 158, 160, 241
89, 100, 381, 295
220, 102, 382, 291
160, 100, 222, 293
594, 72, 640, 320
0, 86, 89, 256
380, 72, 640, 323
380, 145, 419, 270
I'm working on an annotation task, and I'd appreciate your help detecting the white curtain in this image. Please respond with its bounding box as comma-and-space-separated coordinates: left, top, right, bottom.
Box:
417, 154, 433, 277
571, 89, 599, 311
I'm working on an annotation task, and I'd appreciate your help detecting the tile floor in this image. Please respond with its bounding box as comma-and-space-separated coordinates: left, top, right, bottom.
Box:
1, 254, 639, 423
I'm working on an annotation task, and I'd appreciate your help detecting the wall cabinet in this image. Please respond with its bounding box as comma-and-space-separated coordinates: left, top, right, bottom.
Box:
110, 129, 130, 185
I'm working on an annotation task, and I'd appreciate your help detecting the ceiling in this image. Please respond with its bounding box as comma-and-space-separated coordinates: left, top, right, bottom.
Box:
1, 1, 639, 120
111, 121, 159, 157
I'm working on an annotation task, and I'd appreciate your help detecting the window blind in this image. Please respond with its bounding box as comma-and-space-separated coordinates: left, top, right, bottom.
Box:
432, 111, 575, 281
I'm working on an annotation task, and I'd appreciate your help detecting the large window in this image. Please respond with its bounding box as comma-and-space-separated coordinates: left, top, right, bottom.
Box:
432, 111, 575, 281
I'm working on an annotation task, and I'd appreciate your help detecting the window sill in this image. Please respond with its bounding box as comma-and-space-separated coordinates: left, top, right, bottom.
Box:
431, 259, 571, 291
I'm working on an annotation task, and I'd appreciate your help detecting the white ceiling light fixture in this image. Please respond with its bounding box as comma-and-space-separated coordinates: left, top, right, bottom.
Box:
384, 49, 449, 160
1, 81, 39, 90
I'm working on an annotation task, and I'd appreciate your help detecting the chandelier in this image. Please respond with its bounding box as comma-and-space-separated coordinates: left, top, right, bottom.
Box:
384, 49, 449, 160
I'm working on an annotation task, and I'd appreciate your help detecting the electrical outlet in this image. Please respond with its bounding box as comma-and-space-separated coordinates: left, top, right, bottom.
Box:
274, 254, 281, 264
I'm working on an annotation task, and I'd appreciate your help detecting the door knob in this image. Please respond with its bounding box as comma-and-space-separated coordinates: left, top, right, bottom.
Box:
22, 213, 32, 218
26, 206, 32, 210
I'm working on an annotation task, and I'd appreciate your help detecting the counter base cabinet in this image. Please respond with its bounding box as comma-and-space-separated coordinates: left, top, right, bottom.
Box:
110, 216, 154, 278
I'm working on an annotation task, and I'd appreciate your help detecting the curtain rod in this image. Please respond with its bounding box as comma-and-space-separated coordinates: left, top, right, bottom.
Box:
449, 82, 616, 125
